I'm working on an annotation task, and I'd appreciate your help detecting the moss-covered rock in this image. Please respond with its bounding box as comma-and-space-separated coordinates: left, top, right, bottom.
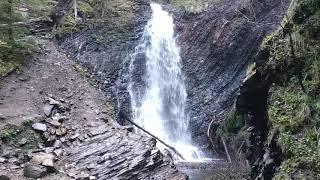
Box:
0, 42, 22, 78
1, 120, 42, 149
238, 0, 320, 178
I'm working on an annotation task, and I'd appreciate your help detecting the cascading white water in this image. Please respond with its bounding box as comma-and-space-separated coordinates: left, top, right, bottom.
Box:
128, 3, 206, 161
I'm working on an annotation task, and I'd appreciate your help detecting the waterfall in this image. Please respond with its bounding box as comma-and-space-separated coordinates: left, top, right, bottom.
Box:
128, 3, 205, 161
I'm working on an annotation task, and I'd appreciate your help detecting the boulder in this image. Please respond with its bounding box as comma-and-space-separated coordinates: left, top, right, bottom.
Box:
52, 115, 68, 123
9, 165, 20, 169
47, 119, 61, 127
53, 149, 63, 157
55, 127, 67, 136
0, 175, 11, 180
19, 138, 28, 146
48, 97, 60, 105
42, 158, 54, 167
88, 127, 107, 136
0, 157, 7, 163
23, 164, 47, 179
53, 140, 62, 148
7, 157, 19, 164
0, 113, 5, 120
32, 123, 47, 132
31, 152, 55, 167
75, 173, 90, 180
43, 104, 54, 117
2, 149, 15, 158
18, 76, 28, 81
70, 133, 79, 141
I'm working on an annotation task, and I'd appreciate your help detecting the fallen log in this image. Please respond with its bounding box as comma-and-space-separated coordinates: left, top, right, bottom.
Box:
221, 136, 232, 163
125, 118, 185, 160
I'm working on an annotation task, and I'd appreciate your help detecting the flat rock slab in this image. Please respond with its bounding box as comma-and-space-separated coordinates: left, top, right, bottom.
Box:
63, 127, 187, 180
43, 104, 54, 117
32, 123, 47, 132
23, 164, 47, 179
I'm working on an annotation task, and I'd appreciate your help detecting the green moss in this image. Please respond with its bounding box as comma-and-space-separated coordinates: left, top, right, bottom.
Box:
0, 0, 43, 78
260, 0, 320, 178
170, 0, 222, 14
74, 63, 89, 78
214, 107, 249, 159
269, 87, 310, 132
1, 122, 41, 149
0, 36, 39, 78
78, 1, 95, 19
54, 15, 78, 39
1, 127, 20, 142
0, 59, 20, 78
0, 42, 22, 77
219, 110, 245, 138
268, 79, 320, 179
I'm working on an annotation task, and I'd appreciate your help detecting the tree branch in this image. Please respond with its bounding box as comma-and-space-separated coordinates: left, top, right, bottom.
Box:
125, 118, 185, 160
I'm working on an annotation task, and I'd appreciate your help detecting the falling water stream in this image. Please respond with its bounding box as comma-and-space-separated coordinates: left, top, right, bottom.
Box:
128, 3, 208, 162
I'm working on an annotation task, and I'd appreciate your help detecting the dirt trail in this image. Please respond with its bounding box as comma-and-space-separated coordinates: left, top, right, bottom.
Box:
0, 37, 185, 180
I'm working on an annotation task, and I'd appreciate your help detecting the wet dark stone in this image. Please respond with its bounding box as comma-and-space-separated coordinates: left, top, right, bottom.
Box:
23, 164, 48, 179
0, 175, 10, 180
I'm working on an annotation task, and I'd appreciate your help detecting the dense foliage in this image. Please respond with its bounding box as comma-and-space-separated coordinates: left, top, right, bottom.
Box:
0, 0, 50, 77
261, 0, 320, 178
0, 0, 23, 77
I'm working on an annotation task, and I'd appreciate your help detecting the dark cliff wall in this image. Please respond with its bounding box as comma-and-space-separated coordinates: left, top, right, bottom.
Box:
58, 0, 291, 147
175, 0, 291, 145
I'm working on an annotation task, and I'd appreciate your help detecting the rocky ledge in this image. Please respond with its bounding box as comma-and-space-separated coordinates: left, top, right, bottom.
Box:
62, 126, 186, 180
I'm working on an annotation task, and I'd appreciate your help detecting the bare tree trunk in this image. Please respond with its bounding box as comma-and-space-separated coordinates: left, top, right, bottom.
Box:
207, 118, 218, 154
74, 0, 77, 21
102, 1, 106, 17
7, 0, 13, 41
221, 137, 232, 163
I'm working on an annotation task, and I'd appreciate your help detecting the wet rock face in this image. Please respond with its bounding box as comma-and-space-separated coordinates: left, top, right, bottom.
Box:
60, 0, 291, 146
173, 0, 291, 145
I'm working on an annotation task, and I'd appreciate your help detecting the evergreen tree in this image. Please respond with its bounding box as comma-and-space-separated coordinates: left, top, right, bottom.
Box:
0, 0, 15, 42
0, 0, 26, 42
